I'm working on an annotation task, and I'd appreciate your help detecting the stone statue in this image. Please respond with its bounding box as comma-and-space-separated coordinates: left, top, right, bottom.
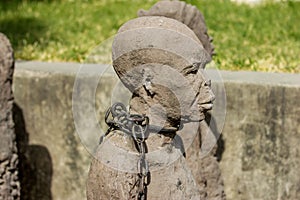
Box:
136, 2, 226, 199
87, 1, 225, 199
0, 33, 20, 200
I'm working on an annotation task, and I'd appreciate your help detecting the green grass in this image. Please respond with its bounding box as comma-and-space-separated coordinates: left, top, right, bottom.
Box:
0, 0, 299, 73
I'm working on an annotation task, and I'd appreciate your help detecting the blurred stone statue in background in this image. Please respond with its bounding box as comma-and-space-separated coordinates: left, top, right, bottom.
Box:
0, 33, 20, 200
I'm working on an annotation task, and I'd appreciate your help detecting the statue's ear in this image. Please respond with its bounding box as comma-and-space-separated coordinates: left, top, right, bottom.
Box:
142, 68, 155, 96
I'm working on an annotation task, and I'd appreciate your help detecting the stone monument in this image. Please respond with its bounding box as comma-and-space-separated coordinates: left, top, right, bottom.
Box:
0, 33, 20, 199
87, 1, 225, 199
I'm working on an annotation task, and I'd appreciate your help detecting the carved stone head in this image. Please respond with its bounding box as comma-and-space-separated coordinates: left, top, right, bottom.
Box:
112, 16, 215, 129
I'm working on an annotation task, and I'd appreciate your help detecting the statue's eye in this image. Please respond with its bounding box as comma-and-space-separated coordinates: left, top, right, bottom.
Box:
187, 69, 198, 75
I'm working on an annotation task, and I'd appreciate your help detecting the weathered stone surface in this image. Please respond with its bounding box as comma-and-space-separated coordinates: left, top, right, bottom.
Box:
13, 63, 94, 200
113, 14, 223, 199
185, 122, 226, 200
86, 14, 224, 200
112, 17, 211, 93
138, 0, 215, 57
218, 75, 300, 200
87, 130, 201, 200
0, 33, 20, 200
12, 62, 300, 199
112, 16, 212, 123
132, 6, 223, 199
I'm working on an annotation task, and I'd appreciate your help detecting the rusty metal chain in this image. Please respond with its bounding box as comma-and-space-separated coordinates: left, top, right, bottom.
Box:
100, 102, 146, 143
102, 102, 150, 200
133, 123, 150, 200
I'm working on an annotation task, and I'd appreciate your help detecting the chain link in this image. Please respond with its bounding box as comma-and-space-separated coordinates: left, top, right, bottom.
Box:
133, 123, 150, 200
102, 102, 150, 200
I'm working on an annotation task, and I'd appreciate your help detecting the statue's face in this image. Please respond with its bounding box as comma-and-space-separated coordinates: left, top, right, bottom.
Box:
128, 61, 214, 126
181, 63, 215, 121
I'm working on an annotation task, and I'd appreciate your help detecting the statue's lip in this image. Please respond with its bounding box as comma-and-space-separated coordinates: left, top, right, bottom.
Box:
200, 102, 213, 110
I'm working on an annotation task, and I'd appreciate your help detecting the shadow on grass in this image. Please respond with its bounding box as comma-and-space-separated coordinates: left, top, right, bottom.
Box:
0, 16, 47, 50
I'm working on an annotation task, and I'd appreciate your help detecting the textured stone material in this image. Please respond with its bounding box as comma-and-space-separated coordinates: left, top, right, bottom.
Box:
13, 63, 93, 200
185, 122, 226, 200
112, 16, 211, 94
138, 0, 215, 57
0, 33, 20, 199
219, 80, 300, 200
136, 3, 224, 198
112, 16, 212, 122
87, 131, 201, 200
86, 13, 225, 199
12, 62, 300, 199
138, 1, 225, 199
111, 6, 224, 199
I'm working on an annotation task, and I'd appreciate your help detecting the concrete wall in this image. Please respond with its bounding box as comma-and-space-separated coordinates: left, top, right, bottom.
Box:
217, 70, 300, 200
13, 62, 300, 200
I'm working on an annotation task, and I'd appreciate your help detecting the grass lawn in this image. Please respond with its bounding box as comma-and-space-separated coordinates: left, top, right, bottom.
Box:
0, 0, 299, 73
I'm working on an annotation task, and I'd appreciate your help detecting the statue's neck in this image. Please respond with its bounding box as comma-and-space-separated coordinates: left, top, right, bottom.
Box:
128, 94, 184, 151
129, 96, 180, 131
